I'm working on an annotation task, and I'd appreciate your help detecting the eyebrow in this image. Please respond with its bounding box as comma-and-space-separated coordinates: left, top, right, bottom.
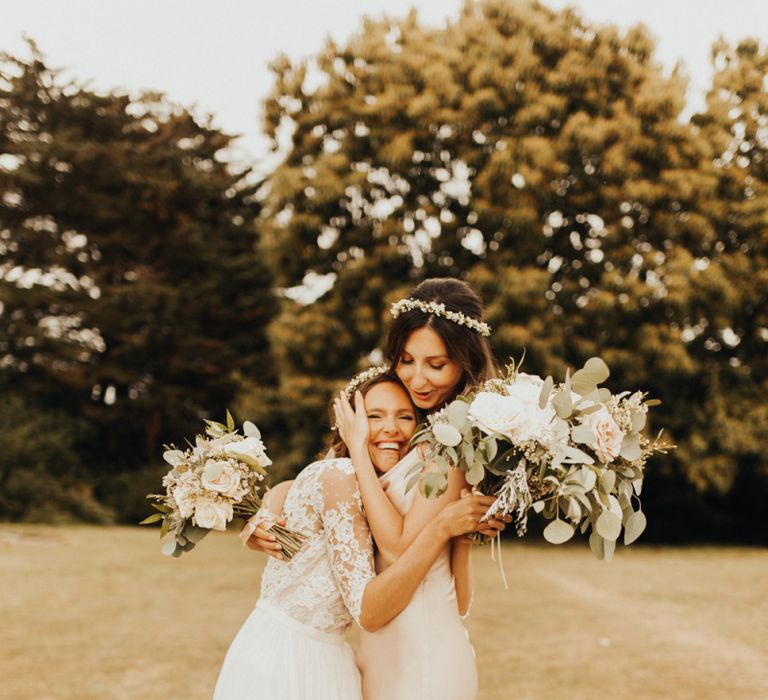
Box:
401, 351, 450, 361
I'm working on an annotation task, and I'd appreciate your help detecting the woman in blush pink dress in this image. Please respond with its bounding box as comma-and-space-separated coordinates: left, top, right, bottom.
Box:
334, 278, 498, 700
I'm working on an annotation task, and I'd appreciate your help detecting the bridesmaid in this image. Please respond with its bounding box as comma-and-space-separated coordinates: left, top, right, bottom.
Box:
335, 277, 497, 700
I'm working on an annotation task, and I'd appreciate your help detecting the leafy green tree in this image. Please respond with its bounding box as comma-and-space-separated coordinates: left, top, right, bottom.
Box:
254, 0, 765, 541
0, 42, 276, 519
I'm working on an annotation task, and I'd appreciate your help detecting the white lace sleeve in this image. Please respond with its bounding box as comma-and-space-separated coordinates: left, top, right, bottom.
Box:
320, 462, 375, 625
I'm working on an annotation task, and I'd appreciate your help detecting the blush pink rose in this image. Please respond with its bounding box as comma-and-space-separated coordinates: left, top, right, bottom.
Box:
581, 408, 624, 464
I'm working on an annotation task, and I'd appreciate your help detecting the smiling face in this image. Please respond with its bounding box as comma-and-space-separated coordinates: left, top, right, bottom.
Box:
395, 326, 464, 411
364, 381, 417, 473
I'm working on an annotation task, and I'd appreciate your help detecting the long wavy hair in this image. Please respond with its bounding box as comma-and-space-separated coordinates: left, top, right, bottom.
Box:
385, 277, 497, 408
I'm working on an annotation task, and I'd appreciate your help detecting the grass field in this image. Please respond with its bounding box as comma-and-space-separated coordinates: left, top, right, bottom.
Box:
2, 525, 767, 700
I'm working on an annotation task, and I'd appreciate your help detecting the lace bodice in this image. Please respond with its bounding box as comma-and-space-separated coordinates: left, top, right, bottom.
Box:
259, 458, 375, 634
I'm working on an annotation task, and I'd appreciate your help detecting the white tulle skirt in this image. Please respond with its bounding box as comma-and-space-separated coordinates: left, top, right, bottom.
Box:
213, 600, 362, 699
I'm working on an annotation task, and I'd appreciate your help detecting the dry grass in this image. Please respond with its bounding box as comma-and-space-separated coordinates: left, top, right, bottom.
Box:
2, 525, 767, 700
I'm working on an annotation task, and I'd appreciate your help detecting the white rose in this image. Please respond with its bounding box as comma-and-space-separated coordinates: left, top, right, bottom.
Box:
580, 407, 624, 464
223, 437, 272, 469
505, 373, 545, 403
193, 496, 232, 531
172, 482, 196, 519
468, 392, 521, 438
201, 459, 244, 498
539, 417, 570, 467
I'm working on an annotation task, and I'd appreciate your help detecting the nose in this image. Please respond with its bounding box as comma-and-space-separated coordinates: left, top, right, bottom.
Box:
382, 415, 401, 436
410, 364, 430, 390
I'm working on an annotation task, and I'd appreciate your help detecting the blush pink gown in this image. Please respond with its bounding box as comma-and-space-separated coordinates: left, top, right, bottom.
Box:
356, 450, 478, 700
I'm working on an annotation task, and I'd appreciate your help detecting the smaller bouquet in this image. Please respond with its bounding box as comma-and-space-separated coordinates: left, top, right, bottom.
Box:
409, 358, 673, 561
141, 412, 306, 559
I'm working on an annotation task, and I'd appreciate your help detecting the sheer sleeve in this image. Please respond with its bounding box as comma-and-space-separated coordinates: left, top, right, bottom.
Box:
320, 460, 375, 624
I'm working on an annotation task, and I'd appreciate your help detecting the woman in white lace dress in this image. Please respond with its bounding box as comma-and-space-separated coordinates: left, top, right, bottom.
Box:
213, 375, 496, 700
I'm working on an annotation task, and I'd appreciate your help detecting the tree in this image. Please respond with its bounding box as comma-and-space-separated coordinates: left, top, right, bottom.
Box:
0, 42, 276, 519
254, 0, 766, 540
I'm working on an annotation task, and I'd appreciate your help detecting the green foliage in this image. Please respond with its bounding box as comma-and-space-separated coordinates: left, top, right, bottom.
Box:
251, 0, 767, 540
0, 41, 277, 520
0, 392, 112, 522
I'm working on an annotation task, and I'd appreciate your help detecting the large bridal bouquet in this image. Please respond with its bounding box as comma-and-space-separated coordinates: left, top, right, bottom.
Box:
141, 412, 306, 559
409, 358, 671, 561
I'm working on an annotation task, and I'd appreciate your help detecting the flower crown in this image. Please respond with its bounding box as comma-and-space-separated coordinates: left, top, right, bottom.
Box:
343, 365, 391, 398
390, 298, 491, 337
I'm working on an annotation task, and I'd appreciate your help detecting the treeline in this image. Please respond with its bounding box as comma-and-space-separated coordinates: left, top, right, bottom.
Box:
1, 1, 766, 542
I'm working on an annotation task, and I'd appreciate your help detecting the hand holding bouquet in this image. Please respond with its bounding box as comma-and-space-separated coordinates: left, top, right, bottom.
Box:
409, 358, 672, 561
141, 412, 306, 559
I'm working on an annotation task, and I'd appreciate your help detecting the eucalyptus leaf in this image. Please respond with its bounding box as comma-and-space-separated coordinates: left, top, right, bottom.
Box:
603, 537, 616, 562
632, 478, 644, 496
577, 403, 602, 417
552, 391, 573, 419
578, 466, 597, 491
446, 400, 470, 428
571, 423, 595, 445
543, 519, 575, 544
599, 470, 616, 495
583, 357, 610, 383
243, 420, 261, 438
532, 500, 545, 513
589, 530, 605, 560
620, 434, 642, 461
596, 510, 622, 541
538, 375, 554, 409
433, 423, 462, 447
563, 446, 595, 465
161, 537, 178, 556
623, 510, 647, 545
598, 388, 612, 402
630, 410, 647, 431
462, 442, 475, 469
485, 437, 498, 462
405, 472, 421, 494
434, 454, 450, 475
446, 446, 459, 466
466, 461, 485, 486
571, 370, 597, 397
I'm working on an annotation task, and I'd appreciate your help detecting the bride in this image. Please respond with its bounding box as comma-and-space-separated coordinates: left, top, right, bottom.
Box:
213, 372, 497, 699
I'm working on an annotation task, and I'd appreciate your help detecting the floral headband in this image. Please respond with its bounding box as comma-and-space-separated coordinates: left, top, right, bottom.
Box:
390, 298, 491, 337
343, 365, 391, 398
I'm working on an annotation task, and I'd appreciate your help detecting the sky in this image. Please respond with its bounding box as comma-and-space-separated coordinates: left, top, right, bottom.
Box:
1, 0, 766, 168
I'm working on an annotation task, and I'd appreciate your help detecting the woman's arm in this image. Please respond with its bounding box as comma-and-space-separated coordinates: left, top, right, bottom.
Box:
320, 462, 495, 633
336, 391, 504, 562
451, 537, 473, 617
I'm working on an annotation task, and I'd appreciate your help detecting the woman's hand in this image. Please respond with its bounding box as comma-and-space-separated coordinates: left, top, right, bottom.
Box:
240, 516, 286, 559
333, 390, 369, 456
436, 490, 499, 539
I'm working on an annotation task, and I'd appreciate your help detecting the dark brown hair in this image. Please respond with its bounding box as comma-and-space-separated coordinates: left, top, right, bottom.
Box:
385, 277, 497, 407
325, 373, 422, 459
